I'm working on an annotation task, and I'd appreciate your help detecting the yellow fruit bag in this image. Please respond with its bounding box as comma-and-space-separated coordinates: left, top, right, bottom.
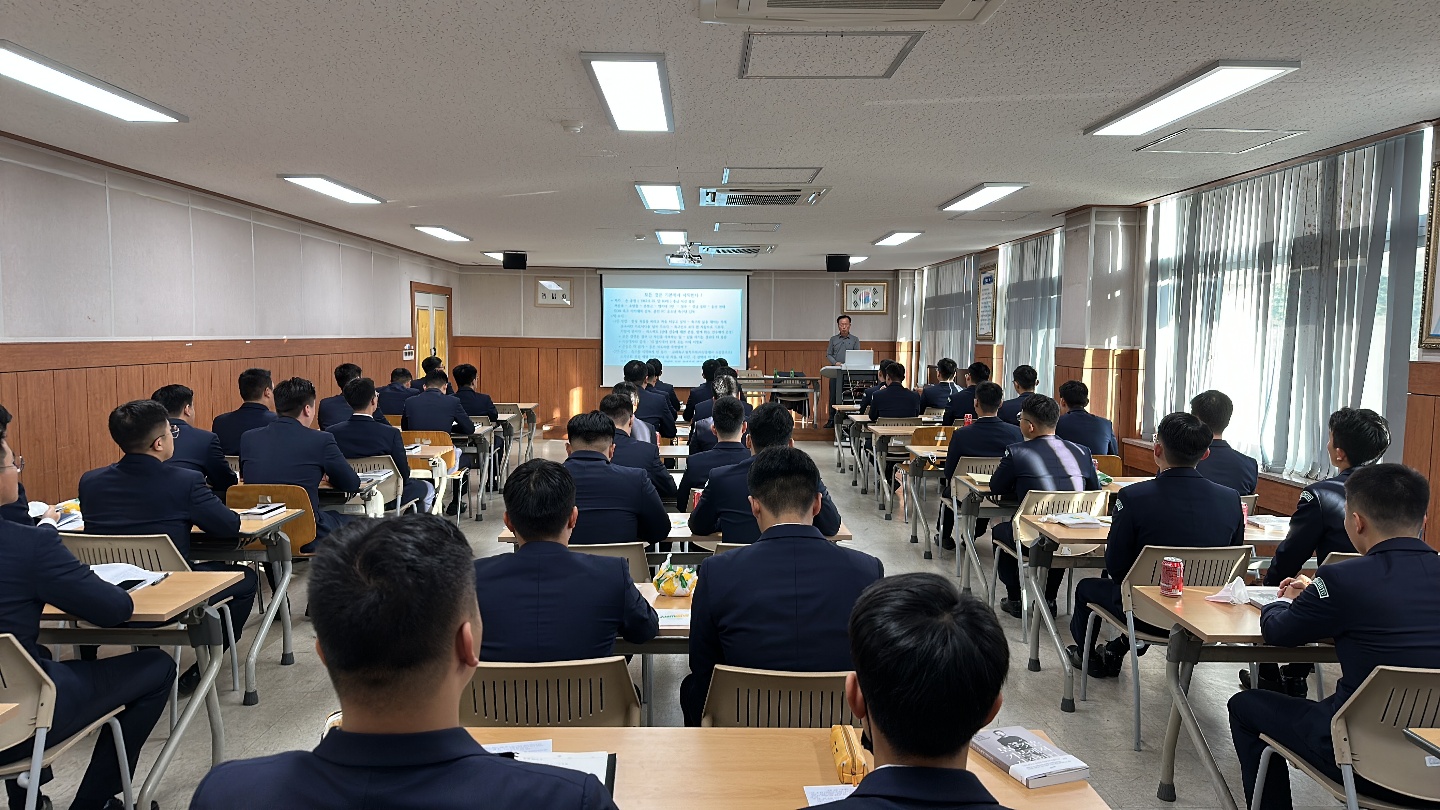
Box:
652, 553, 698, 597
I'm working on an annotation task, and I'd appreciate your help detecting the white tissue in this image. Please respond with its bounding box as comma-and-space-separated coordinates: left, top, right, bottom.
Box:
1204, 577, 1250, 604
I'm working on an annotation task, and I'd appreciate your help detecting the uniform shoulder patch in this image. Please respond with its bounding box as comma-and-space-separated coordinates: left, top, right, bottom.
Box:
1299, 490, 1315, 504
1113, 499, 1124, 512
1313, 577, 1329, 598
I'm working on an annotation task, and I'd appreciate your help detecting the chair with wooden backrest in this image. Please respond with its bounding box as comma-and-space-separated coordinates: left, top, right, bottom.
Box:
989, 490, 1109, 634
225, 484, 317, 559
382, 413, 403, 427
1255, 666, 1440, 810
1079, 544, 1251, 750
1094, 455, 1124, 478
402, 430, 463, 519
923, 407, 946, 419
869, 417, 924, 482
343, 456, 417, 517
573, 543, 649, 583
459, 657, 640, 727
0, 634, 134, 810
1321, 551, 1362, 567
909, 426, 956, 486
700, 665, 856, 728
223, 455, 240, 477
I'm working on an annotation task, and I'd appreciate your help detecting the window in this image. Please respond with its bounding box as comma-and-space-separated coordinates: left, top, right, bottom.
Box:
999, 230, 1063, 393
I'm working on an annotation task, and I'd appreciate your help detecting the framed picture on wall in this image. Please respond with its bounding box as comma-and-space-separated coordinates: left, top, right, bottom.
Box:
535, 278, 573, 307
843, 281, 888, 315
1420, 164, 1440, 348
977, 265, 997, 341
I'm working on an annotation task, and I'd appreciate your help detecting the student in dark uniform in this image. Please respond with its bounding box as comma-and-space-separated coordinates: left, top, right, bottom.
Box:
941, 362, 990, 426
811, 573, 1009, 810
1229, 464, 1440, 810
1247, 406, 1390, 696
317, 363, 361, 430
0, 480, 35, 525
402, 372, 477, 437
647, 358, 683, 416
408, 355, 453, 394
600, 393, 678, 503
611, 382, 655, 446
562, 411, 670, 546
856, 360, 895, 415
327, 378, 435, 513
1190, 389, 1259, 495
689, 403, 843, 545
376, 368, 420, 417
680, 446, 883, 725
189, 515, 617, 810
211, 367, 278, 455
0, 404, 176, 810
686, 374, 750, 456
239, 377, 362, 550
677, 396, 751, 511
79, 399, 259, 695
1067, 412, 1246, 677
939, 382, 1023, 550
683, 359, 721, 423
450, 364, 499, 421
989, 394, 1101, 618
152, 383, 238, 493
997, 364, 1038, 426
867, 362, 923, 420
473, 459, 658, 662
625, 360, 677, 439
1054, 380, 1118, 456
920, 358, 961, 412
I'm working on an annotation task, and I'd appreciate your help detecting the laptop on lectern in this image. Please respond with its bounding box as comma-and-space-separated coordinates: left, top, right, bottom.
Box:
841, 349, 875, 369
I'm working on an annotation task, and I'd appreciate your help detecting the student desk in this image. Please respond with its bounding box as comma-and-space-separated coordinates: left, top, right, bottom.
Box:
901, 445, 947, 559
831, 405, 860, 471
947, 474, 1018, 597
1131, 585, 1338, 810
499, 518, 853, 545
447, 426, 502, 520
466, 727, 1112, 810
1404, 727, 1440, 758
41, 571, 242, 810
740, 377, 822, 424
863, 423, 923, 517
622, 583, 691, 725
494, 402, 539, 459
1016, 516, 1111, 712
189, 507, 304, 706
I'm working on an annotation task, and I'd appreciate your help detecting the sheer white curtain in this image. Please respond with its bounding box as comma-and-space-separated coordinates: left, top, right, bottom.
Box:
1143, 128, 1429, 478
999, 230, 1063, 393
921, 256, 976, 366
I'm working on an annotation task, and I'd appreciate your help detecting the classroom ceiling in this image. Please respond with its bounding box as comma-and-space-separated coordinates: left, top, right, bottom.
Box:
2, 0, 1438, 272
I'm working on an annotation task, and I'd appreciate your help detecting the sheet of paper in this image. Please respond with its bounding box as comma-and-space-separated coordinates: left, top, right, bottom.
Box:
657, 609, 691, 627
516, 751, 610, 783
804, 785, 857, 805
482, 739, 553, 755
89, 563, 166, 589
670, 516, 689, 530
968, 473, 992, 484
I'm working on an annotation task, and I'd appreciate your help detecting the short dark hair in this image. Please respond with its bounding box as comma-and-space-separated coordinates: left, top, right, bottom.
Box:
850, 573, 1008, 758
599, 393, 634, 425
747, 402, 794, 451
1156, 412, 1212, 467
836, 315, 852, 324
109, 399, 171, 454
567, 411, 616, 447
238, 368, 272, 401
716, 358, 730, 368
334, 363, 362, 389
1329, 407, 1390, 467
612, 381, 639, 401
0, 403, 10, 444
452, 364, 478, 388
421, 356, 444, 374
1021, 394, 1060, 428
712, 374, 740, 398
966, 362, 991, 383
623, 360, 647, 384
389, 367, 412, 384
701, 359, 719, 383
748, 446, 820, 516
712, 396, 745, 436
504, 459, 575, 540
343, 377, 377, 411
1012, 365, 1038, 390
1345, 463, 1428, 535
422, 371, 449, 389
936, 358, 958, 379
1057, 380, 1089, 408
151, 384, 194, 417
309, 515, 476, 703
1189, 390, 1234, 434
975, 382, 1004, 412
274, 377, 317, 417
888, 363, 907, 383
647, 358, 664, 376
645, 360, 661, 378
876, 359, 895, 378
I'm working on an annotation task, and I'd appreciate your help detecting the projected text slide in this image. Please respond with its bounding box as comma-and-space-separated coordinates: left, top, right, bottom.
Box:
603, 287, 744, 367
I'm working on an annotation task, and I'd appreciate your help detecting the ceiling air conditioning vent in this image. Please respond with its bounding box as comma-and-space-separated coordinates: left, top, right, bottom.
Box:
697, 244, 777, 256
700, 0, 1004, 24
700, 186, 829, 207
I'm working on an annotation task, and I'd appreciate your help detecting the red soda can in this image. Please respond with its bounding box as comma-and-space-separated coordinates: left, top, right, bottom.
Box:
1160, 557, 1184, 597
964, 414, 974, 427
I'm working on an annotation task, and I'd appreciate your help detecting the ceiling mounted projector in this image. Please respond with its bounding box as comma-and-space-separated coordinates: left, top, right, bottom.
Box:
666, 242, 703, 267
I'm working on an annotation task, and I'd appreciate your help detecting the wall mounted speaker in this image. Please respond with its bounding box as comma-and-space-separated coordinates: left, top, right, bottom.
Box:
826, 254, 850, 273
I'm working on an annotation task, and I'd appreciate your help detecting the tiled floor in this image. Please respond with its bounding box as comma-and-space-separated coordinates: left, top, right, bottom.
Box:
33, 441, 1342, 809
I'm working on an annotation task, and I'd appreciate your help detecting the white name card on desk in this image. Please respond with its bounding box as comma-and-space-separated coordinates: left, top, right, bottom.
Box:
805, 785, 857, 805
657, 609, 690, 628
483, 739, 553, 754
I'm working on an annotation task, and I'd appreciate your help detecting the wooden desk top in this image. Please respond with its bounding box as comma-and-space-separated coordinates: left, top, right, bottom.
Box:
496, 402, 539, 411
407, 445, 453, 459
501, 520, 854, 544
1103, 477, 1152, 493
637, 583, 691, 637
1019, 515, 1110, 544
1132, 586, 1263, 644
905, 444, 947, 460
865, 424, 922, 437
44, 571, 243, 623
848, 414, 872, 423
833, 404, 861, 412
0, 704, 17, 728
657, 445, 690, 458
465, 727, 1110, 810
1404, 728, 1440, 758
494, 413, 518, 423
233, 508, 303, 536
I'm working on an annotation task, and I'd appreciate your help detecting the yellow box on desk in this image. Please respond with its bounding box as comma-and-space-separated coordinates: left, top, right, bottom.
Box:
831, 724, 873, 785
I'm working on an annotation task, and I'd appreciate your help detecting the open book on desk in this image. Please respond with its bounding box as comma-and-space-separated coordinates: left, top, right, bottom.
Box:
484, 741, 616, 794
356, 470, 395, 484
239, 502, 287, 519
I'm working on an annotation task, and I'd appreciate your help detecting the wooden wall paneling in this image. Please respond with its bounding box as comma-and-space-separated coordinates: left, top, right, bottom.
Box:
16, 372, 58, 502
1402, 395, 1435, 482
0, 373, 18, 459
517, 348, 541, 405
1429, 398, 1440, 527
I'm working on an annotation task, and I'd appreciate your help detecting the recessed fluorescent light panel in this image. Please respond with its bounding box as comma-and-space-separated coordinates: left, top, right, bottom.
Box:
635, 183, 684, 212
941, 182, 1028, 212
850, 256, 868, 264
483, 252, 504, 261
0, 40, 186, 122
873, 231, 922, 247
581, 53, 674, 132
655, 230, 688, 245
413, 226, 469, 242
278, 175, 385, 204
1087, 60, 1299, 137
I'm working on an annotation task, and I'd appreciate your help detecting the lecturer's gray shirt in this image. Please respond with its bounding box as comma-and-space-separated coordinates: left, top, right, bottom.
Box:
827, 333, 861, 364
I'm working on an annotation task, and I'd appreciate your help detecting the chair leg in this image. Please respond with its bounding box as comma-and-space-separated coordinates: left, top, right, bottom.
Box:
1126, 611, 1142, 751
21, 728, 46, 810
988, 544, 1001, 608
107, 716, 134, 810
1340, 763, 1360, 810
1252, 746, 1276, 810
1314, 663, 1325, 700
218, 603, 240, 692
1081, 613, 1097, 702
168, 645, 182, 730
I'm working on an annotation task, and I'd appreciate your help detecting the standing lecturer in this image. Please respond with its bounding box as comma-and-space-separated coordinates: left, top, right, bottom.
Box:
824, 315, 860, 428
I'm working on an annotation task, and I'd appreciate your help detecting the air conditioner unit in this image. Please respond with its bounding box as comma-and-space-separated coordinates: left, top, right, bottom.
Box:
697, 244, 777, 256
700, 0, 1005, 25
699, 186, 829, 207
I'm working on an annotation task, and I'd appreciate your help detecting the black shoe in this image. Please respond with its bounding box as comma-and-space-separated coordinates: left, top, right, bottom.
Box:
1238, 668, 1286, 693
443, 499, 461, 516
104, 799, 157, 810
177, 662, 201, 697
1282, 676, 1310, 699
939, 535, 956, 551
823, 421, 835, 429
999, 598, 1023, 619
1046, 600, 1059, 617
